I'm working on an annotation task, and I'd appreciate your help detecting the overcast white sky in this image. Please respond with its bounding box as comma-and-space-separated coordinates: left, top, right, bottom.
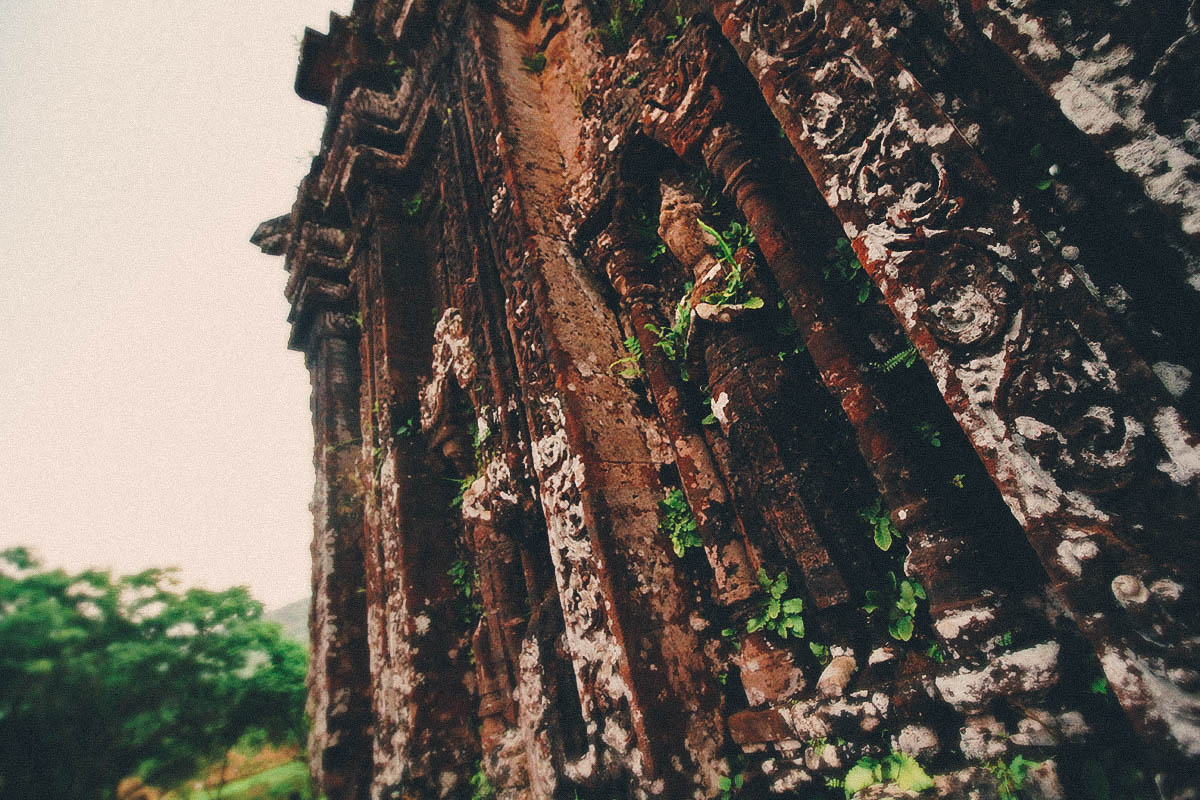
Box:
0, 0, 351, 609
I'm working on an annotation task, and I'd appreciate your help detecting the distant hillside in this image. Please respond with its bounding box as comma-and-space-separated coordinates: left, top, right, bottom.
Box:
264, 597, 309, 645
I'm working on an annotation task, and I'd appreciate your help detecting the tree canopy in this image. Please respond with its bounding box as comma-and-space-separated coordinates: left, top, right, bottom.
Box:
0, 547, 308, 800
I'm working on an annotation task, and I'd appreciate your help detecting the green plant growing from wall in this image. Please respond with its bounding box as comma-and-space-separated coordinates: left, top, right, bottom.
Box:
718, 768, 745, 799
747, 569, 805, 640
599, 6, 629, 50
1029, 143, 1058, 191
914, 421, 941, 447
774, 299, 807, 361
469, 759, 495, 799
634, 209, 669, 268
450, 408, 494, 509
699, 384, 719, 426
540, 0, 563, 21
597, 0, 653, 51
520, 52, 547, 73
609, 335, 644, 379
665, 1, 687, 42
372, 444, 385, 480
872, 344, 919, 373
987, 754, 1040, 800
824, 237, 873, 304
864, 571, 926, 642
859, 498, 899, 551
700, 219, 755, 264
450, 471, 479, 509
448, 559, 484, 626
843, 751, 934, 797
325, 437, 362, 455
659, 488, 702, 557
403, 191, 423, 217
719, 625, 742, 651
645, 283, 692, 380
385, 56, 412, 82
395, 416, 417, 438
697, 220, 764, 309
473, 407, 492, 451
716, 754, 748, 799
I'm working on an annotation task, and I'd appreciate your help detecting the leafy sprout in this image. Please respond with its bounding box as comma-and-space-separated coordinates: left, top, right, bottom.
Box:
825, 237, 873, 304
700, 384, 718, 426
448, 560, 483, 626
402, 191, 423, 217
659, 488, 701, 557
843, 751, 934, 797
645, 283, 693, 380
987, 754, 1041, 800
864, 571, 925, 642
859, 498, 899, 551
914, 421, 941, 447
696, 220, 762, 309
718, 770, 745, 799
520, 52, 547, 73
449, 472, 478, 509
747, 569, 805, 640
469, 759, 495, 799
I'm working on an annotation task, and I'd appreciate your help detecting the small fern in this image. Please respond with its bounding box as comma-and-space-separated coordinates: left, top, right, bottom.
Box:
609, 335, 643, 379
872, 344, 918, 373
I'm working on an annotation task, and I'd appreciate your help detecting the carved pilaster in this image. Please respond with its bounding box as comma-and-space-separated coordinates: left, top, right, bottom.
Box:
308, 312, 373, 800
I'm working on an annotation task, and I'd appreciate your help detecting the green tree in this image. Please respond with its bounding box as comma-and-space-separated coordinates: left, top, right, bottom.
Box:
0, 547, 308, 800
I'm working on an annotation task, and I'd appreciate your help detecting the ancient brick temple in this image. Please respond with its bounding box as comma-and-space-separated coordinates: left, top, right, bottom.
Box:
252, 0, 1200, 797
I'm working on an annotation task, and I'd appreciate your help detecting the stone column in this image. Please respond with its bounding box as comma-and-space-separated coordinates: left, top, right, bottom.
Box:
307, 311, 374, 800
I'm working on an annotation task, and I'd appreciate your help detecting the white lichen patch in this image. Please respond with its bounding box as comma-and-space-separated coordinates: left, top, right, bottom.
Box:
895, 725, 939, 758
1056, 536, 1100, 577
515, 630, 558, 799
1100, 648, 1200, 757
933, 605, 996, 640
420, 308, 478, 431
1152, 362, 1192, 398
936, 642, 1060, 709
711, 392, 731, 426
1154, 407, 1200, 484
959, 715, 1011, 761
1045, 42, 1200, 235
527, 394, 636, 773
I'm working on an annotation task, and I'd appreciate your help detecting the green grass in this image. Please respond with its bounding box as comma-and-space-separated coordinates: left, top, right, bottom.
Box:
176, 761, 320, 800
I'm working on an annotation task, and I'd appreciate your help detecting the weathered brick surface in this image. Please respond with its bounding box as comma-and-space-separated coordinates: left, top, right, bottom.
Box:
256, 1, 1200, 797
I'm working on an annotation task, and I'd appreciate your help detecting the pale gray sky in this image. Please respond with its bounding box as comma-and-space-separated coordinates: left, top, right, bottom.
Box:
0, 0, 351, 609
